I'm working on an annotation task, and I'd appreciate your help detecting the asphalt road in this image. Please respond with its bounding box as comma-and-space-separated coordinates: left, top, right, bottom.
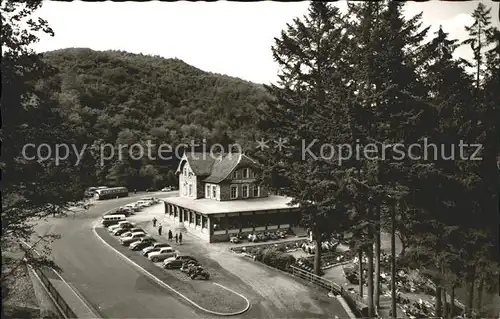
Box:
34, 192, 207, 319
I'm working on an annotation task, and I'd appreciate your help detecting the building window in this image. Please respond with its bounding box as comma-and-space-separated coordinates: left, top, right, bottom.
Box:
216, 186, 220, 200
184, 167, 187, 176
230, 185, 238, 199
188, 184, 192, 196
232, 170, 238, 179
242, 168, 250, 179
212, 185, 216, 198
252, 185, 260, 197
242, 184, 249, 198
183, 184, 187, 196
205, 184, 210, 198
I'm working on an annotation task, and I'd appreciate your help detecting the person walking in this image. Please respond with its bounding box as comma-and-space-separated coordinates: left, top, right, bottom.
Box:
152, 217, 157, 227
175, 233, 178, 244
168, 229, 173, 241
158, 224, 162, 236
179, 232, 183, 245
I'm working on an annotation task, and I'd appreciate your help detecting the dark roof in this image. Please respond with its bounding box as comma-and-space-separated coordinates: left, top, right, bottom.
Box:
178, 152, 261, 183
178, 152, 216, 176
203, 153, 241, 183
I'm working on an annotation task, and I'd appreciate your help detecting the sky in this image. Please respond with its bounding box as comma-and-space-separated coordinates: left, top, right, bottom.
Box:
31, 0, 500, 84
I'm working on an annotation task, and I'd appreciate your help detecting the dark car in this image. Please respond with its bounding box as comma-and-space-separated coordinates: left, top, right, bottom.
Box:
114, 227, 133, 236
115, 207, 133, 216
163, 255, 198, 269
129, 237, 157, 251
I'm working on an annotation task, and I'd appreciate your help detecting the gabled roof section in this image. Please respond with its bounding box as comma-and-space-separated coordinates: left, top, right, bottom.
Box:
175, 152, 216, 176
203, 153, 261, 183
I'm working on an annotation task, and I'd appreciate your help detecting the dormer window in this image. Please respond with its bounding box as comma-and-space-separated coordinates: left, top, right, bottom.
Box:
242, 168, 250, 179
232, 170, 239, 179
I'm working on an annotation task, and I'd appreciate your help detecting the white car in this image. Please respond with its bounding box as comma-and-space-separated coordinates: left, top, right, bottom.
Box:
140, 197, 159, 204
108, 221, 134, 233
142, 243, 172, 256
120, 231, 146, 246
135, 200, 152, 208
147, 247, 178, 262
124, 203, 139, 210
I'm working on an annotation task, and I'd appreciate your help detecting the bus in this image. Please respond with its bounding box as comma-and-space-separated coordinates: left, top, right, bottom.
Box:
94, 187, 129, 200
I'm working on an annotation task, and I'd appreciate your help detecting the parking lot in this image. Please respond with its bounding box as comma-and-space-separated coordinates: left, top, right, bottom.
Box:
95, 198, 250, 315
95, 197, 351, 319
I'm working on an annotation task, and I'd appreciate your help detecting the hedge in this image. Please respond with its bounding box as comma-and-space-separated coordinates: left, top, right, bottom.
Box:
255, 247, 296, 271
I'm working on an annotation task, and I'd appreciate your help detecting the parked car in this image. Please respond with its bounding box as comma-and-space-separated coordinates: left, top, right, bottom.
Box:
129, 237, 156, 250
120, 231, 132, 238
135, 200, 152, 208
129, 227, 145, 233
161, 186, 172, 192
142, 243, 171, 256
113, 227, 135, 236
108, 222, 135, 233
163, 255, 198, 269
124, 203, 142, 212
120, 232, 147, 246
140, 196, 159, 204
115, 207, 133, 216
148, 247, 177, 262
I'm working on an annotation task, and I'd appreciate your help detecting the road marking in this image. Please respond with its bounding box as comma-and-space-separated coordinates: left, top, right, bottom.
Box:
20, 240, 100, 318
92, 208, 251, 316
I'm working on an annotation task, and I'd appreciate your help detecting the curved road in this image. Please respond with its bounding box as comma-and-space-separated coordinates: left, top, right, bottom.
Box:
34, 192, 206, 319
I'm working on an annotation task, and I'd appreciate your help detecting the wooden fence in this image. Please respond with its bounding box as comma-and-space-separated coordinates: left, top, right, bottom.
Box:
290, 265, 368, 316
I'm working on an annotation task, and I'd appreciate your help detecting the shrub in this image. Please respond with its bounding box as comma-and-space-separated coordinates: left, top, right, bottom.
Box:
275, 253, 296, 271
261, 247, 281, 266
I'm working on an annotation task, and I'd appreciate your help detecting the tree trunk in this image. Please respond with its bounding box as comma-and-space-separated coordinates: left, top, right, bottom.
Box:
442, 287, 448, 319
390, 202, 397, 318
450, 285, 455, 318
313, 231, 322, 276
475, 277, 484, 317
374, 206, 381, 309
358, 250, 364, 298
436, 286, 443, 318
367, 244, 374, 317
465, 270, 476, 317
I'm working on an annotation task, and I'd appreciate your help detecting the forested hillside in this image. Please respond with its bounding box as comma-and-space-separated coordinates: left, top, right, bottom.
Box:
42, 48, 270, 189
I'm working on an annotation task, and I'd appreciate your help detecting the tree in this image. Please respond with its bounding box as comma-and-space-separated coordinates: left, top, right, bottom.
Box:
1, 0, 96, 306
462, 3, 496, 93
345, 2, 432, 316
258, 1, 351, 276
